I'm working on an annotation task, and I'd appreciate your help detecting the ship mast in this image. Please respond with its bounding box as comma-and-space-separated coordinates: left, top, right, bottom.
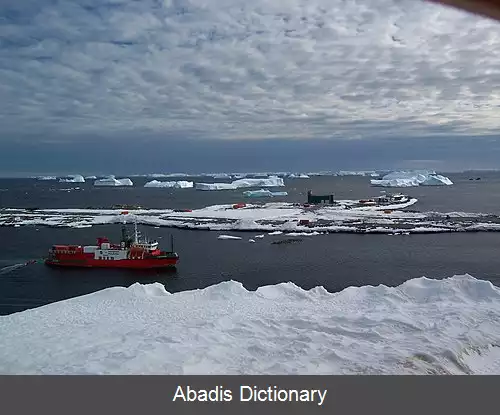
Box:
134, 220, 139, 243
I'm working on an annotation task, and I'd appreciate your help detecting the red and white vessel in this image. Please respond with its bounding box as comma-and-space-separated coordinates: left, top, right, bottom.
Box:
45, 217, 179, 269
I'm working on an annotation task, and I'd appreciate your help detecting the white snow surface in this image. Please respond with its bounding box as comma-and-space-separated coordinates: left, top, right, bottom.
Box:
1, 274, 500, 374
58, 175, 85, 183
371, 171, 453, 187
94, 177, 134, 187
196, 176, 285, 191
6, 198, 499, 235
144, 180, 193, 188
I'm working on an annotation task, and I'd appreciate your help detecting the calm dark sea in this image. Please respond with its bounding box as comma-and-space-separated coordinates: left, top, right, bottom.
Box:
1, 171, 500, 316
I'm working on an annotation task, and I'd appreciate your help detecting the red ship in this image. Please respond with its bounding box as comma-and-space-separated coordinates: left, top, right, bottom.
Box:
45, 219, 179, 269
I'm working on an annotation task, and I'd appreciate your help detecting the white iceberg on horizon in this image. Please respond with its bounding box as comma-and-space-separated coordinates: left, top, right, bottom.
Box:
59, 175, 85, 183
371, 171, 453, 187
94, 177, 133, 187
144, 180, 193, 189
36, 176, 57, 181
243, 189, 289, 197
196, 176, 285, 191
288, 173, 310, 179
195, 182, 238, 190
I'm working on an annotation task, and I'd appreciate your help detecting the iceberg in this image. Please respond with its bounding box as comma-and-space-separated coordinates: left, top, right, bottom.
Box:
144, 180, 193, 189
195, 182, 238, 191
1, 274, 500, 374
36, 176, 57, 181
59, 175, 85, 183
243, 189, 289, 197
231, 176, 285, 188
335, 171, 379, 177
371, 171, 453, 187
288, 173, 310, 179
207, 173, 233, 179
94, 177, 134, 187
84, 176, 97, 180
196, 176, 285, 191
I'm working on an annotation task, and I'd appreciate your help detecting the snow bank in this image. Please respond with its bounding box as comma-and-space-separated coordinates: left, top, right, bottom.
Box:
144, 180, 193, 189
94, 178, 133, 187
59, 175, 85, 183
11, 199, 500, 236
1, 274, 500, 374
243, 189, 288, 197
371, 171, 453, 187
196, 176, 285, 191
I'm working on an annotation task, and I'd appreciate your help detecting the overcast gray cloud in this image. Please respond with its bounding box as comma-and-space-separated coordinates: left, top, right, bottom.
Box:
1, 0, 500, 142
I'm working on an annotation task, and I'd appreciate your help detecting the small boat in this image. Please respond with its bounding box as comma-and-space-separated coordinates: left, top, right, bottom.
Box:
44, 217, 179, 269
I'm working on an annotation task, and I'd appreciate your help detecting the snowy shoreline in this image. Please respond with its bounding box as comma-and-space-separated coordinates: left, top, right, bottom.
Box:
3, 199, 500, 235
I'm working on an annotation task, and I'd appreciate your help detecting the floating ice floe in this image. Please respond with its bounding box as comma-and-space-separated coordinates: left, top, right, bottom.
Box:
218, 235, 242, 240
94, 177, 134, 187
1, 274, 500, 374
243, 189, 288, 197
59, 175, 85, 183
196, 176, 285, 191
371, 171, 453, 187
84, 176, 97, 180
144, 180, 194, 188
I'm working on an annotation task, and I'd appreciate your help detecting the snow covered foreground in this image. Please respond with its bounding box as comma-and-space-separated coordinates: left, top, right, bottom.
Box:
1, 274, 499, 375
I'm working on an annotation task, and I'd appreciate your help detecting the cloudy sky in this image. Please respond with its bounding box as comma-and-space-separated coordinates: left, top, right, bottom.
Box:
1, 0, 500, 175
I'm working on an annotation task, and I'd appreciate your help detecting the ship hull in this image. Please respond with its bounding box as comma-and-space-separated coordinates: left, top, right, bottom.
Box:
45, 257, 178, 269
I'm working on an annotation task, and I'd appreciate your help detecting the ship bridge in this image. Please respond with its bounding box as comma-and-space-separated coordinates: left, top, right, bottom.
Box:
132, 241, 159, 251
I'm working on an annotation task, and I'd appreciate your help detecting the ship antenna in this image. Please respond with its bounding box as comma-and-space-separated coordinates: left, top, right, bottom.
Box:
171, 234, 174, 252
121, 211, 128, 244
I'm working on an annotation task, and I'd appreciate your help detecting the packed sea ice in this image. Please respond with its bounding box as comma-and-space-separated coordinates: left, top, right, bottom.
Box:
1, 274, 499, 374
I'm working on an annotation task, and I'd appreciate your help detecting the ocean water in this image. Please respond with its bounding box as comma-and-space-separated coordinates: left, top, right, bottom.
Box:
1, 172, 500, 316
